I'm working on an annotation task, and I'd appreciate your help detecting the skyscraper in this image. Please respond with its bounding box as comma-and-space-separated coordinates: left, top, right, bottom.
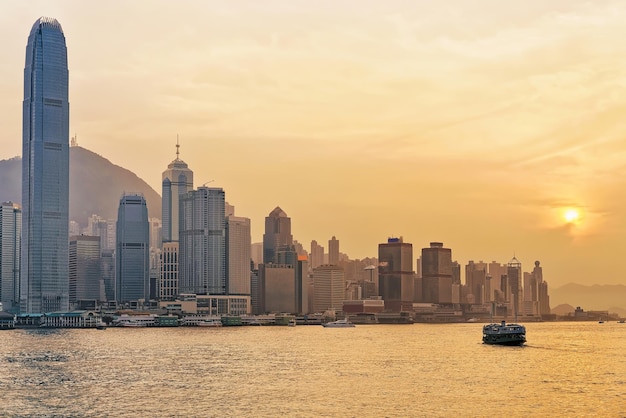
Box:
116, 194, 150, 303
0, 202, 21, 313
226, 215, 251, 296
378, 237, 415, 310
21, 17, 70, 313
421, 242, 453, 304
179, 187, 226, 295
69, 235, 101, 304
263, 207, 293, 264
328, 236, 339, 265
161, 141, 193, 243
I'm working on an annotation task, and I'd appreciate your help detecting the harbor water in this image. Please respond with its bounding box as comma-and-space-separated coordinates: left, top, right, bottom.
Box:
0, 321, 624, 417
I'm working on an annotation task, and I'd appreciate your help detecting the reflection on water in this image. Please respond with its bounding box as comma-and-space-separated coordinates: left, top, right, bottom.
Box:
0, 322, 624, 417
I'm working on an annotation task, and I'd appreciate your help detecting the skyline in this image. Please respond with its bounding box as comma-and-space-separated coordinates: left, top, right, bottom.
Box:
2, 2, 626, 287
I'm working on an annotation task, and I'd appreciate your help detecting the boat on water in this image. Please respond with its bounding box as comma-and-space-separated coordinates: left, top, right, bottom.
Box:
119, 320, 147, 328
322, 319, 355, 328
288, 318, 296, 327
482, 320, 526, 346
196, 320, 223, 327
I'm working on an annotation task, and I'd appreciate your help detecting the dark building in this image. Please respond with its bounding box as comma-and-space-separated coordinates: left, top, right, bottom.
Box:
378, 237, 414, 311
421, 242, 453, 304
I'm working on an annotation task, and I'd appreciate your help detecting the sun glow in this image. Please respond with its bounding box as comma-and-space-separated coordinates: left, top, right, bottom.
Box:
563, 208, 580, 224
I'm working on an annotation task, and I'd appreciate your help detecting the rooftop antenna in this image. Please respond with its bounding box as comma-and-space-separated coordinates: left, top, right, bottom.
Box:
176, 134, 180, 159
201, 180, 215, 187
71, 133, 77, 147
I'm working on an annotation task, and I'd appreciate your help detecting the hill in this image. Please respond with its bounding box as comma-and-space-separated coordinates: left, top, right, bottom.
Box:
550, 283, 626, 312
0, 146, 161, 226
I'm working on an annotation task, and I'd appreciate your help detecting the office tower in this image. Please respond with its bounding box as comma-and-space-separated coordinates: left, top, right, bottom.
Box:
149, 218, 162, 250
310, 240, 324, 270
507, 256, 522, 318
313, 265, 345, 313
179, 187, 226, 295
262, 264, 296, 313
328, 236, 339, 265
250, 242, 263, 269
296, 256, 309, 314
421, 242, 453, 304
69, 235, 101, 305
378, 237, 415, 310
116, 194, 150, 303
162, 142, 193, 243
159, 242, 178, 300
488, 261, 506, 295
0, 202, 21, 313
69, 221, 80, 237
262, 207, 293, 264
226, 215, 251, 295
21, 17, 70, 313
465, 260, 487, 305
100, 249, 115, 302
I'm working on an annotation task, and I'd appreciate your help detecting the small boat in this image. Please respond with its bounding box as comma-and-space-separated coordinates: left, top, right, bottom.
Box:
322, 319, 355, 328
482, 320, 526, 346
618, 319, 625, 324
197, 320, 222, 327
288, 318, 296, 327
119, 320, 147, 328
95, 324, 106, 330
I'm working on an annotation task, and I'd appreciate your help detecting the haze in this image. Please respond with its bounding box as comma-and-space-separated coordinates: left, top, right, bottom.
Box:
1, 1, 626, 288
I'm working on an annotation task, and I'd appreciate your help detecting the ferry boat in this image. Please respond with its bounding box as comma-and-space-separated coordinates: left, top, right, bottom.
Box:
196, 319, 223, 327
322, 319, 355, 328
482, 320, 526, 346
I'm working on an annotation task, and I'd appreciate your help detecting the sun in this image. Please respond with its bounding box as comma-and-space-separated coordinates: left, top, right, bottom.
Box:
563, 208, 580, 224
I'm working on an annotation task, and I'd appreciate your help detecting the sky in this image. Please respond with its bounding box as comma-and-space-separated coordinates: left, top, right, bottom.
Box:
2, 1, 626, 288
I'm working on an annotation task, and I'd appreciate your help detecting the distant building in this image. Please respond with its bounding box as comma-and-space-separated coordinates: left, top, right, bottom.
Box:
159, 242, 179, 300
378, 237, 415, 310
328, 236, 339, 265
116, 194, 150, 303
310, 240, 324, 270
313, 265, 345, 313
21, 17, 70, 314
262, 207, 293, 264
263, 264, 296, 313
179, 187, 226, 295
421, 242, 453, 305
100, 249, 115, 302
226, 215, 251, 296
69, 235, 101, 305
161, 141, 193, 243
507, 256, 522, 318
0, 202, 21, 313
465, 260, 487, 305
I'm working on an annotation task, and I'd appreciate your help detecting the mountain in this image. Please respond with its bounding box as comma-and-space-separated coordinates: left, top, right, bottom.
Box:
0, 146, 161, 226
551, 303, 575, 316
550, 283, 626, 312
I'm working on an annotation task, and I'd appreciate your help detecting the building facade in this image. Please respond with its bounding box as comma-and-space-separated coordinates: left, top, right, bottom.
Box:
21, 17, 70, 313
226, 215, 251, 296
262, 207, 293, 264
161, 142, 193, 243
69, 235, 101, 305
313, 265, 345, 313
116, 194, 150, 303
378, 237, 415, 309
421, 242, 453, 304
179, 187, 226, 295
0, 202, 21, 313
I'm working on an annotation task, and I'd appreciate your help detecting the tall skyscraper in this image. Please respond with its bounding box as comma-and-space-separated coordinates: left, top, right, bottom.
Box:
421, 242, 453, 304
69, 235, 101, 305
328, 236, 339, 265
179, 187, 226, 295
21, 17, 70, 313
0, 202, 21, 313
263, 207, 293, 264
116, 194, 150, 303
507, 256, 522, 318
378, 237, 415, 310
310, 240, 324, 270
162, 141, 193, 243
226, 215, 251, 296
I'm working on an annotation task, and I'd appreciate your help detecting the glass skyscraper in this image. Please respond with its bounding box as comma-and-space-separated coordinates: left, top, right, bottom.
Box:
20, 17, 70, 313
116, 194, 150, 304
162, 142, 193, 243
0, 202, 21, 313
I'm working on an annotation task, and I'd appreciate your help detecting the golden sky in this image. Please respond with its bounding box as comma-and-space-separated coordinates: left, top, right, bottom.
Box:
2, 1, 626, 287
